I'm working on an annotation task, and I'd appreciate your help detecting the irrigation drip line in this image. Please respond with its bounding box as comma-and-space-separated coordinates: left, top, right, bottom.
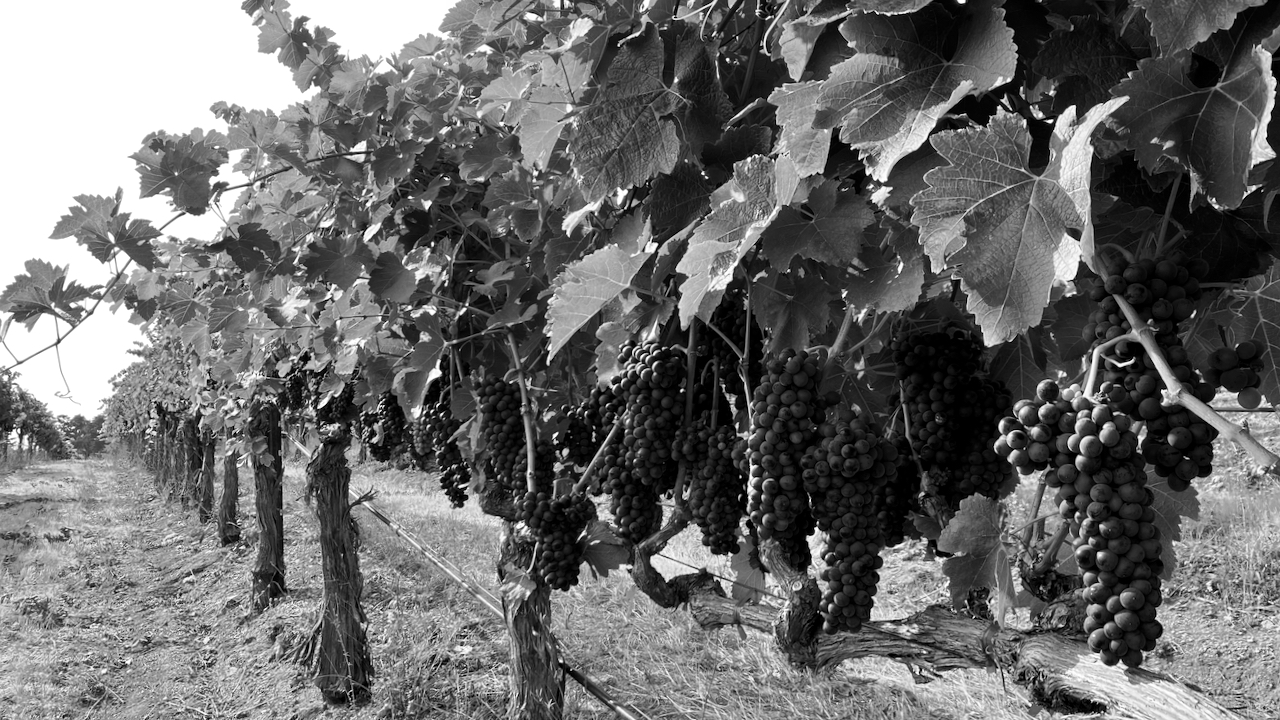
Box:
351, 491, 649, 720
652, 551, 789, 603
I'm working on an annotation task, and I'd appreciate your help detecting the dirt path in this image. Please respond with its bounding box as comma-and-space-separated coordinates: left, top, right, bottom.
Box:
0, 459, 349, 720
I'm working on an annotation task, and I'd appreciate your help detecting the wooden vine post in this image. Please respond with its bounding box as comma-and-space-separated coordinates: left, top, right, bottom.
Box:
305, 423, 372, 704
249, 399, 286, 611
197, 427, 215, 523
217, 427, 241, 545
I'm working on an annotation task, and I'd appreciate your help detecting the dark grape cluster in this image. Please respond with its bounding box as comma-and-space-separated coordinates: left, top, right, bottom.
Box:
1085, 252, 1217, 490
281, 350, 313, 413
477, 374, 526, 492
601, 342, 685, 540
995, 379, 1078, 477
313, 377, 356, 426
877, 433, 919, 548
1202, 341, 1268, 409
556, 400, 597, 468
360, 391, 408, 462
747, 348, 826, 571
415, 391, 468, 507
892, 330, 1013, 504
684, 422, 747, 555
519, 491, 595, 590
803, 407, 895, 633
1044, 403, 1164, 668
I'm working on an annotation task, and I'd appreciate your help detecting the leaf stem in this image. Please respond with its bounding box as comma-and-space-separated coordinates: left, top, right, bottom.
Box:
505, 331, 539, 494
1032, 521, 1070, 575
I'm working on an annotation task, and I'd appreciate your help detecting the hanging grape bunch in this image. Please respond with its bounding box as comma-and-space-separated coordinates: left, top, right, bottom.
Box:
892, 328, 1013, 505
876, 431, 919, 548
1201, 340, 1269, 410
684, 421, 747, 555
411, 379, 445, 470
477, 374, 526, 494
556, 399, 597, 468
747, 348, 827, 572
519, 490, 595, 590
1084, 251, 1217, 491
281, 350, 313, 414
802, 406, 896, 633
416, 388, 469, 508
601, 341, 685, 541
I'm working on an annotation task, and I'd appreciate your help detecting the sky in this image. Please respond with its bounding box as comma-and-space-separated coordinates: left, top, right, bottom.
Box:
0, 1, 450, 418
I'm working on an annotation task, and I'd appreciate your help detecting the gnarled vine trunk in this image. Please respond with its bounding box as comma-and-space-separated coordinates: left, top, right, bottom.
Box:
218, 429, 241, 545
182, 415, 201, 509
496, 521, 563, 720
250, 401, 286, 611
305, 426, 372, 704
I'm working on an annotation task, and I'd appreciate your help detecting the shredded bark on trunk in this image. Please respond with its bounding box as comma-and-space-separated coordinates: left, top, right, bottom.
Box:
497, 522, 563, 720
218, 430, 241, 545
305, 425, 372, 704
197, 428, 215, 523
250, 401, 286, 611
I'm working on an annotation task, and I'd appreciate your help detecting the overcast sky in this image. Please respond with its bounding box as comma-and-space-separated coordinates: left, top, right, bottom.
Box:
1, 1, 449, 418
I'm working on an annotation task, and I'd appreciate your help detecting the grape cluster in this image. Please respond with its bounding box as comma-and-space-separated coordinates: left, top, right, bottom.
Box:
477, 374, 526, 492
684, 422, 747, 555
281, 351, 313, 413
747, 349, 826, 571
1085, 252, 1217, 490
1202, 341, 1268, 409
313, 378, 356, 426
803, 407, 895, 633
415, 392, 468, 507
519, 491, 595, 590
361, 391, 408, 462
995, 379, 1077, 477
893, 330, 1013, 504
556, 400, 597, 467
877, 433, 919, 548
601, 342, 686, 540
1043, 403, 1164, 668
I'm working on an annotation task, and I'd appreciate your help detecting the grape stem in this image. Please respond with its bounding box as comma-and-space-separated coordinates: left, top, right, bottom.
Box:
572, 419, 623, 495
1020, 481, 1047, 553
1083, 333, 1137, 398
1111, 294, 1280, 475
702, 319, 744, 360
504, 331, 539, 494
1096, 242, 1135, 265
824, 304, 860, 373
672, 324, 699, 510
1032, 521, 1071, 575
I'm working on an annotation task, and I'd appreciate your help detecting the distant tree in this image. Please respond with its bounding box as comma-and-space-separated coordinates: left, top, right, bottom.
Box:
60, 414, 106, 458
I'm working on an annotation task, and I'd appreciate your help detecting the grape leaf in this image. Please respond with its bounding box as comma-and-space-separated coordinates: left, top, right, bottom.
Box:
760, 181, 874, 268
50, 191, 161, 270
648, 162, 711, 236
1133, 0, 1266, 55
369, 252, 417, 304
845, 238, 925, 314
1234, 263, 1280, 405
677, 156, 780, 326
1111, 48, 1276, 210
1031, 16, 1137, 115
0, 260, 100, 330
1048, 292, 1094, 363
570, 25, 681, 202
753, 266, 836, 352
132, 129, 230, 214
157, 283, 208, 328
518, 84, 569, 170
1147, 476, 1199, 579
671, 27, 731, 153
301, 233, 374, 288
987, 328, 1050, 403
208, 223, 281, 275
546, 217, 653, 360
769, 81, 832, 178
937, 495, 1016, 625
813, 3, 1017, 181
580, 520, 630, 579
777, 0, 851, 81
872, 147, 944, 220
911, 102, 1124, 344
847, 0, 932, 13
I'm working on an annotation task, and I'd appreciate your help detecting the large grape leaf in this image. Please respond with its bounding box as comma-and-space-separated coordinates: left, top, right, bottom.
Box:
987, 328, 1050, 403
1111, 48, 1275, 210
677, 156, 779, 326
132, 129, 229, 215
769, 81, 832, 178
647, 162, 711, 237
547, 216, 653, 360
937, 495, 1017, 625
301, 233, 374, 288
570, 25, 681, 202
760, 181, 874, 268
518, 84, 569, 170
671, 27, 731, 153
753, 266, 836, 352
911, 101, 1124, 344
1031, 16, 1137, 114
1234, 263, 1280, 405
813, 2, 1017, 181
777, 0, 851, 81
0, 260, 100, 330
1147, 476, 1199, 579
49, 191, 161, 270
845, 238, 925, 314
1133, 0, 1266, 55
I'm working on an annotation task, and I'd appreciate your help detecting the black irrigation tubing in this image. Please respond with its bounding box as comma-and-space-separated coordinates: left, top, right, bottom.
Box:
652, 551, 789, 603
351, 492, 649, 720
